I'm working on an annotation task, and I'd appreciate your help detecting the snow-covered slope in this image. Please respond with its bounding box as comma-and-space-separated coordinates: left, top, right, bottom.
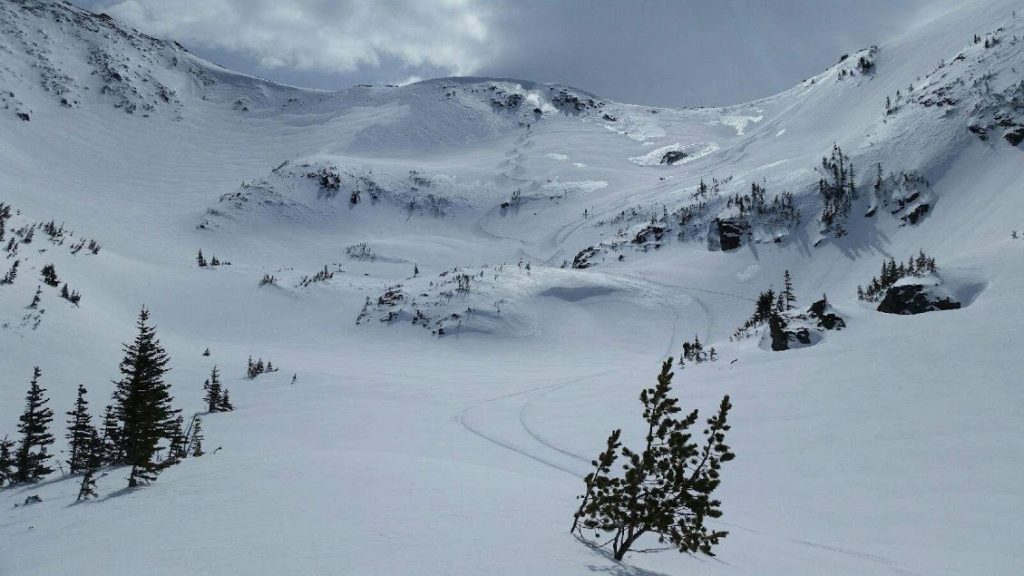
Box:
2, 1, 1023, 574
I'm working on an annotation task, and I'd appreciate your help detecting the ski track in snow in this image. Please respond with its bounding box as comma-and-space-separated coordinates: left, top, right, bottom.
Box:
455, 368, 628, 478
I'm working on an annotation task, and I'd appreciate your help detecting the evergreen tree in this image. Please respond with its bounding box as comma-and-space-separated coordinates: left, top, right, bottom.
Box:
218, 389, 234, 412
100, 404, 121, 464
111, 307, 180, 487
0, 436, 14, 487
768, 311, 789, 351
189, 417, 205, 457
28, 285, 42, 309
166, 415, 186, 464
0, 259, 18, 285
196, 249, 207, 267
782, 270, 796, 310
755, 289, 776, 323
65, 384, 96, 474
0, 202, 9, 243
76, 467, 99, 502
76, 430, 102, 502
573, 359, 734, 560
40, 263, 59, 287
203, 366, 223, 413
15, 367, 55, 483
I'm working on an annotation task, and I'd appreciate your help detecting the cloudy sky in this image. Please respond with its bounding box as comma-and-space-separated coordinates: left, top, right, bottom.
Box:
71, 0, 958, 107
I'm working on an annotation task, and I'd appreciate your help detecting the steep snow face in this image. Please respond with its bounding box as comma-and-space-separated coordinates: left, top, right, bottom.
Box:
2, 1, 1024, 576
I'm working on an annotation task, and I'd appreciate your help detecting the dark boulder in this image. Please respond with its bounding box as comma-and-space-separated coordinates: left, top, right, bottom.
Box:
572, 246, 599, 269
807, 298, 846, 330
660, 150, 688, 165
632, 224, 665, 245
877, 284, 961, 315
1004, 127, 1024, 146
903, 203, 929, 225
715, 217, 750, 252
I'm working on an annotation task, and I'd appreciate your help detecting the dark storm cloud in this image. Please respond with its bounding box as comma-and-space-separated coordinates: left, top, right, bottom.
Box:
70, 0, 957, 106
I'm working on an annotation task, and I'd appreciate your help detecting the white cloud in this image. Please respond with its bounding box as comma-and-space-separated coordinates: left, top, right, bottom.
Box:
98, 0, 494, 76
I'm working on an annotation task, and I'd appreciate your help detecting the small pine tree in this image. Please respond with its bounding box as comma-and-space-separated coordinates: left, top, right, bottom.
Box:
112, 307, 181, 487
28, 285, 42, 309
768, 310, 789, 351
196, 250, 207, 267
218, 389, 234, 412
166, 415, 186, 464
0, 259, 18, 285
40, 263, 59, 287
76, 467, 99, 502
204, 366, 223, 413
15, 367, 55, 483
66, 384, 96, 474
100, 404, 121, 464
755, 289, 776, 322
783, 270, 796, 310
76, 430, 103, 501
189, 416, 205, 457
0, 436, 14, 487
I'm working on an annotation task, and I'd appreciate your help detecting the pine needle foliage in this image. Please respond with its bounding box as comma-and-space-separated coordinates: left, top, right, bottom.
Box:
572, 359, 735, 561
